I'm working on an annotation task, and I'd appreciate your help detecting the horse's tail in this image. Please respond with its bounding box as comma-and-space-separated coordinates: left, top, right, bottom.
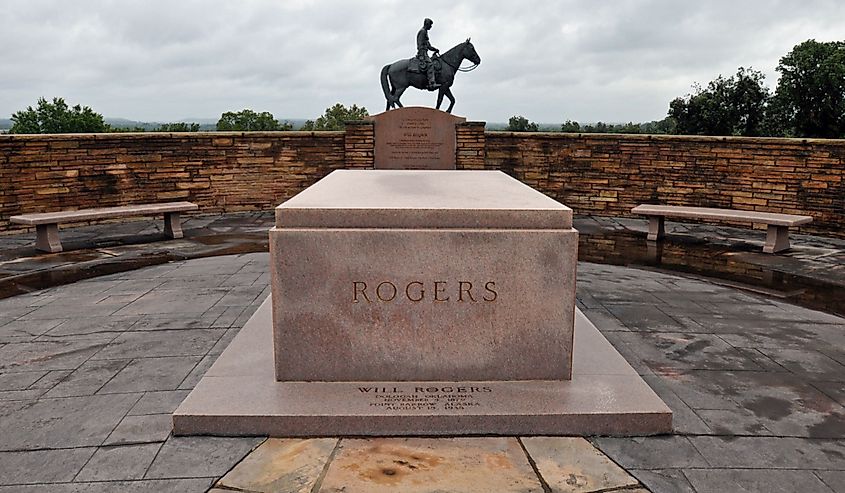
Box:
380, 64, 393, 103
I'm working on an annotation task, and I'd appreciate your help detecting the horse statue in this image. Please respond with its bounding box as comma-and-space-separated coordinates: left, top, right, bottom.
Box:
380, 39, 481, 113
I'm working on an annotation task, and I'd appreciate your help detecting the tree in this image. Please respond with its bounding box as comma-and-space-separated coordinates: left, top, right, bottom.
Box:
301, 103, 369, 131
582, 122, 610, 133
668, 67, 770, 136
771, 39, 845, 138
10, 97, 108, 134
506, 115, 539, 132
216, 109, 290, 131
560, 120, 581, 132
641, 117, 678, 135
155, 122, 200, 132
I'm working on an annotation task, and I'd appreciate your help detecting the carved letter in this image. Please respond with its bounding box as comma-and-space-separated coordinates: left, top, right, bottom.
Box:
405, 281, 425, 302
353, 282, 370, 303
434, 281, 449, 302
483, 281, 498, 302
458, 281, 476, 302
376, 281, 397, 301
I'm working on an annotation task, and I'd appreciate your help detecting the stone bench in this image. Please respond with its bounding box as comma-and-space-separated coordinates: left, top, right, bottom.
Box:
10, 201, 198, 253
631, 204, 813, 254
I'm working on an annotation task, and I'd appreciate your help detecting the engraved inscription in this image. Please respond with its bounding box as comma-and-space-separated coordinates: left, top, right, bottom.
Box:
371, 108, 464, 170
384, 117, 443, 167
358, 385, 492, 412
353, 281, 497, 303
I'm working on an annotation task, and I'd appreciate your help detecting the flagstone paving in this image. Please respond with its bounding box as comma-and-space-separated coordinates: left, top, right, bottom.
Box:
0, 215, 843, 491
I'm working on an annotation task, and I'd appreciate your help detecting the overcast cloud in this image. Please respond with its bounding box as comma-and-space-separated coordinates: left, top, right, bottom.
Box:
2, 0, 843, 123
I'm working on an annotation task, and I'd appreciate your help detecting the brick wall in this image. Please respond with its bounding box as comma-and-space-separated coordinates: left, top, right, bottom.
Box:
456, 122, 486, 169
1, 130, 843, 238
344, 121, 374, 169
0, 132, 345, 232
485, 132, 845, 237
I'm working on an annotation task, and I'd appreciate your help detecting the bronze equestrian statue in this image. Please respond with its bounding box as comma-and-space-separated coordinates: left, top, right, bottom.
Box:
417, 18, 440, 90
381, 19, 481, 113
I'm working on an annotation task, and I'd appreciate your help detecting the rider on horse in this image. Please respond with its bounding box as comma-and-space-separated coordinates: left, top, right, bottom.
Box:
417, 18, 440, 90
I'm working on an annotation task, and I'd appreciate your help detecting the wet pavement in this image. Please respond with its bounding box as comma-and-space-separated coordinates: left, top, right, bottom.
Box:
0, 213, 844, 491
0, 212, 270, 299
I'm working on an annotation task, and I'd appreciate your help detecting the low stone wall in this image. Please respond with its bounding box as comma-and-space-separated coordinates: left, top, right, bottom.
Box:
484, 133, 845, 238
0, 132, 345, 232
1, 130, 843, 238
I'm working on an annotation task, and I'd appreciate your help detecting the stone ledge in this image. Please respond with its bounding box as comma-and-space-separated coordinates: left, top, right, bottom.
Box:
173, 297, 672, 437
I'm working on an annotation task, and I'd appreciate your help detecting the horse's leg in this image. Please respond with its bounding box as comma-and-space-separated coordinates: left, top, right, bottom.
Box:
444, 87, 456, 113
394, 86, 407, 108
436, 89, 445, 110
388, 86, 396, 110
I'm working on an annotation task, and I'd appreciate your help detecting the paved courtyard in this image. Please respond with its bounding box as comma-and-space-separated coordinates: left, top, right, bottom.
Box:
0, 216, 844, 491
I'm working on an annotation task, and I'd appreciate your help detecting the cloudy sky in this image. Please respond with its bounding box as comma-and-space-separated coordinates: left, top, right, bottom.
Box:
2, 0, 843, 124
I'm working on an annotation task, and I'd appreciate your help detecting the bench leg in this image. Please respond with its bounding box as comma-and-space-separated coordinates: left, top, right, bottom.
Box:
164, 212, 183, 239
647, 216, 665, 242
35, 224, 62, 253
764, 225, 790, 254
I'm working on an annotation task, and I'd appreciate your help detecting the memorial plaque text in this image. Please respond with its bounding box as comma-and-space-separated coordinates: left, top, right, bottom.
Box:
369, 106, 466, 170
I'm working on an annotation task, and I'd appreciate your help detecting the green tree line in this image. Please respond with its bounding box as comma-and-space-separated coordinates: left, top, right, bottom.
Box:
7, 99, 369, 134
505, 39, 845, 138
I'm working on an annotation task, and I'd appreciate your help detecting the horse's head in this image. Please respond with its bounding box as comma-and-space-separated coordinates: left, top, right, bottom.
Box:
463, 38, 481, 65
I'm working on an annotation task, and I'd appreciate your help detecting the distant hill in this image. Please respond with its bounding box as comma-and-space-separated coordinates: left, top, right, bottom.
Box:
105, 118, 217, 131
0, 118, 11, 130
107, 117, 309, 131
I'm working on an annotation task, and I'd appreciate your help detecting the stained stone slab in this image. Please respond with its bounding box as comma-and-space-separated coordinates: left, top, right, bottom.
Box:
521, 437, 639, 492
318, 437, 543, 493
172, 297, 672, 436
368, 107, 466, 170
271, 170, 577, 382
215, 438, 337, 492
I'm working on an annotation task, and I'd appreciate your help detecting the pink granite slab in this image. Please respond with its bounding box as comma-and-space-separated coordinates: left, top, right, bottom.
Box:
172, 297, 673, 437
271, 170, 578, 382
270, 227, 578, 382
275, 170, 572, 230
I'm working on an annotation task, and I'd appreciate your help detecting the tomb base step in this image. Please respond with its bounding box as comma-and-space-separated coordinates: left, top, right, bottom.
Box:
173, 297, 672, 437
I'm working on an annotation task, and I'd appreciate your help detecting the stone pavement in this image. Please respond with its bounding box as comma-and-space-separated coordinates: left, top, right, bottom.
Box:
0, 214, 845, 493
0, 250, 842, 491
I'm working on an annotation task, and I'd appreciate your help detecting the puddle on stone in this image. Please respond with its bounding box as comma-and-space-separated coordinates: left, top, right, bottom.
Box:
0, 227, 841, 320
578, 231, 845, 318
0, 234, 268, 299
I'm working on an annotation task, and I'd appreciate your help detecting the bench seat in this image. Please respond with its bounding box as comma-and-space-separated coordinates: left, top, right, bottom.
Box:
10, 201, 198, 253
631, 205, 813, 254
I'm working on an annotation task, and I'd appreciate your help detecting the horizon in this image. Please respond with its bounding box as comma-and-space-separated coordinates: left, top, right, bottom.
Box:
0, 113, 669, 129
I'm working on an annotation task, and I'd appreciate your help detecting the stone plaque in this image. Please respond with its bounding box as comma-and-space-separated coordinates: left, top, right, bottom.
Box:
269, 170, 578, 382
369, 107, 466, 170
